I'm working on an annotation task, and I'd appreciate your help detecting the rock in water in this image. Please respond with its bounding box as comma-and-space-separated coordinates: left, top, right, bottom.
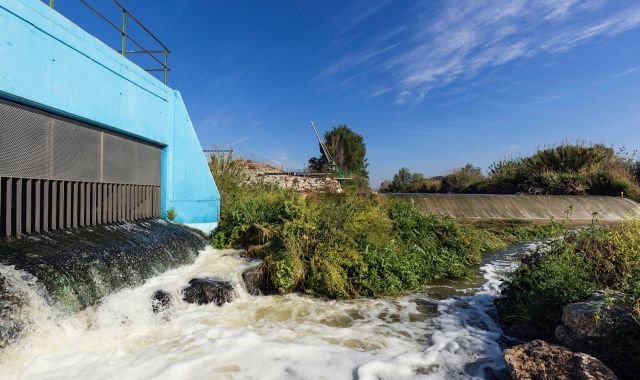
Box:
242, 264, 276, 296
151, 290, 173, 314
182, 278, 236, 306
503, 340, 618, 380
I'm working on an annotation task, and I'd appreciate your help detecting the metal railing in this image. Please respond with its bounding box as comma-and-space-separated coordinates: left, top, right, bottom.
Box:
47, 0, 171, 84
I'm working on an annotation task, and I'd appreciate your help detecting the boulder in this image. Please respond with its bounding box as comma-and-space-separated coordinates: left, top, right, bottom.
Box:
182, 278, 236, 306
242, 264, 276, 296
151, 290, 173, 314
560, 292, 625, 341
503, 340, 618, 380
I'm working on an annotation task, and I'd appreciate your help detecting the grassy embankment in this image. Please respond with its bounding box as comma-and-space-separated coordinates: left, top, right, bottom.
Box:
381, 143, 640, 201
496, 221, 640, 377
209, 152, 565, 299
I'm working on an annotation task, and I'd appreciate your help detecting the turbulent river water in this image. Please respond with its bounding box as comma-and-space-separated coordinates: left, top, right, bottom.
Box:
0, 242, 540, 380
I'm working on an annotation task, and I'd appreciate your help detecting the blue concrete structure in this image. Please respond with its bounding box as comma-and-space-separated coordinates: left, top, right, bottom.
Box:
0, 0, 220, 231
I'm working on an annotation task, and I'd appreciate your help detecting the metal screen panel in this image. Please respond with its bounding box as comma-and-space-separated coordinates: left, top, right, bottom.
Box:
0, 99, 50, 178
0, 98, 161, 185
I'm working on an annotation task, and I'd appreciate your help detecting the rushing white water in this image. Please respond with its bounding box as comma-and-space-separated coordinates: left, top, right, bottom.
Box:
0, 243, 539, 380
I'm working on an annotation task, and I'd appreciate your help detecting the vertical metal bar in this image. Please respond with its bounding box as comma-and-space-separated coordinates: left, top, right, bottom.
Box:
111, 184, 116, 223
144, 186, 148, 218
80, 182, 85, 227
116, 185, 120, 222
43, 180, 49, 232
92, 183, 97, 226
25, 179, 32, 234
133, 185, 137, 220
58, 181, 64, 229
35, 179, 41, 233
125, 185, 129, 221
73, 182, 78, 228
105, 184, 109, 223
131, 185, 138, 220
49, 0, 54, 9
5, 179, 11, 237
51, 180, 57, 231
85, 183, 91, 226
98, 183, 107, 224
164, 49, 168, 85
121, 10, 127, 56
106, 184, 111, 224
66, 182, 72, 228
97, 183, 102, 225
15, 179, 21, 237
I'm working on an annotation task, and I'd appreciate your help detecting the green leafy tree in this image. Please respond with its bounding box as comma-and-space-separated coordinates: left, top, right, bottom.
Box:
308, 124, 369, 189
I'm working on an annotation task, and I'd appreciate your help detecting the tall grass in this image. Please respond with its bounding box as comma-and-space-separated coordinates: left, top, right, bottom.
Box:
209, 149, 247, 199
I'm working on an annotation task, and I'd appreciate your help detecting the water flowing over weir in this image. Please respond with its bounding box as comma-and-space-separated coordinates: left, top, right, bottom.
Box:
390, 193, 640, 224
0, 240, 542, 379
0, 220, 207, 347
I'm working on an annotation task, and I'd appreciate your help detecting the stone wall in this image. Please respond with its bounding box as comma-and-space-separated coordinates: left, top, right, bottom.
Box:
241, 161, 342, 193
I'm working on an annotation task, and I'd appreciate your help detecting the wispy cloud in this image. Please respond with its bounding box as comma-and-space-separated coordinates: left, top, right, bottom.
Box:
332, 0, 392, 37
613, 66, 639, 78
318, 0, 640, 105
528, 93, 568, 105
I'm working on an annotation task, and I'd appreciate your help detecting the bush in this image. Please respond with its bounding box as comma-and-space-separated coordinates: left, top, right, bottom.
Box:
380, 142, 640, 200
496, 221, 640, 377
213, 190, 565, 299
440, 164, 484, 193
498, 222, 640, 329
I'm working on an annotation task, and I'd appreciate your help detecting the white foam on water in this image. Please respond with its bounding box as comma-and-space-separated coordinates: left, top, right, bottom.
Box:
0, 243, 539, 380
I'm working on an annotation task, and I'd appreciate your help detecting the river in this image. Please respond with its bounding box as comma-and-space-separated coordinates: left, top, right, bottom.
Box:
0, 242, 539, 380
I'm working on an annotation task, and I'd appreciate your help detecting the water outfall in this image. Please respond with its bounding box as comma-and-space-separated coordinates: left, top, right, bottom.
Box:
0, 220, 206, 347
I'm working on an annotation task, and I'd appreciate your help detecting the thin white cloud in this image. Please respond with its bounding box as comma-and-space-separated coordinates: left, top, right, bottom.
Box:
318, 0, 640, 105
613, 66, 639, 78
528, 93, 568, 105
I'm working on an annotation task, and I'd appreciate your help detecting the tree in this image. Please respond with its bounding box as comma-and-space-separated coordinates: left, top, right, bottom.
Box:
308, 124, 369, 188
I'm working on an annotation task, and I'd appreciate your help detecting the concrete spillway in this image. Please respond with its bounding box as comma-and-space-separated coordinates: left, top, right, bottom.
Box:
389, 194, 640, 224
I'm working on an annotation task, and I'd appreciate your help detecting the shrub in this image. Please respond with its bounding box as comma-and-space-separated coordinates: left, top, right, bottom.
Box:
209, 149, 248, 198
213, 190, 565, 299
440, 164, 484, 193
496, 241, 597, 331
498, 222, 640, 330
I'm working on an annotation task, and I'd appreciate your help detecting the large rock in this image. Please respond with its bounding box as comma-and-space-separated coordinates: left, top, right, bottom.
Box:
151, 290, 173, 314
560, 292, 625, 340
182, 278, 236, 306
503, 340, 617, 380
242, 264, 276, 296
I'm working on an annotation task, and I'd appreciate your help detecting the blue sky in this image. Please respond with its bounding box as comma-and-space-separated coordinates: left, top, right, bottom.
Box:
55, 0, 640, 188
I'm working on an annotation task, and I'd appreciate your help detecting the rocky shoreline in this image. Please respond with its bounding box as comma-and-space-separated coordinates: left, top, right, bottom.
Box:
501, 292, 632, 379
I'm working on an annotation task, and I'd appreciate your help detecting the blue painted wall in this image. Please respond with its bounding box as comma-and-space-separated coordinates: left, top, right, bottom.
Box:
0, 0, 220, 225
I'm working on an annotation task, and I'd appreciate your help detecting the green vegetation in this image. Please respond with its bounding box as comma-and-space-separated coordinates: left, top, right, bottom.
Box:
209, 149, 248, 199
166, 207, 177, 222
308, 124, 369, 190
380, 143, 640, 201
211, 185, 565, 298
496, 222, 640, 378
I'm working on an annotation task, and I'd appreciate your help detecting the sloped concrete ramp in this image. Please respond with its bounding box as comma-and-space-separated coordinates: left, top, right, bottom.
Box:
390, 194, 640, 224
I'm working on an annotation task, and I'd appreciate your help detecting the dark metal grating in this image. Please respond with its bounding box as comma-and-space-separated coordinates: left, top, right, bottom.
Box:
0, 98, 161, 185
0, 98, 162, 238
